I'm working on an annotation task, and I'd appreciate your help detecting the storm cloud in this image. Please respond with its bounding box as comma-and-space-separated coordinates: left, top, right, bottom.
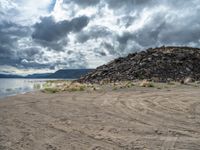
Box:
64, 0, 100, 7
0, 21, 31, 66
76, 26, 112, 43
31, 15, 89, 51
0, 0, 200, 74
32, 16, 89, 42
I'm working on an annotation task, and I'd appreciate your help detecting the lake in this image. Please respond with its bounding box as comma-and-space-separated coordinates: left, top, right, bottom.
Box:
0, 79, 57, 99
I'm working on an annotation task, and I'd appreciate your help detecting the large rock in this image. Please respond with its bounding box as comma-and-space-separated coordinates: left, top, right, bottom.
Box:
77, 46, 200, 83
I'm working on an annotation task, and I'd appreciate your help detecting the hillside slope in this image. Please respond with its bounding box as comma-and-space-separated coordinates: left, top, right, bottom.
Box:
48, 69, 94, 79
78, 46, 200, 83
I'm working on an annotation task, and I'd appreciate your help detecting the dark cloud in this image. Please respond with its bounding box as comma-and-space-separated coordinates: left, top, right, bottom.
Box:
0, 45, 14, 66
33, 38, 69, 51
17, 47, 42, 62
116, 5, 200, 51
159, 13, 200, 45
117, 32, 132, 45
76, 26, 112, 43
106, 0, 152, 9
0, 21, 30, 67
101, 42, 115, 55
32, 15, 89, 51
0, 21, 52, 70
160, 26, 200, 45
64, 0, 100, 7
63, 0, 153, 9
70, 16, 90, 31
32, 16, 89, 42
0, 22, 28, 45
63, 52, 88, 69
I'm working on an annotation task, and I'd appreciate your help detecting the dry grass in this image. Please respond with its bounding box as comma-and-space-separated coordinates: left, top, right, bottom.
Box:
42, 81, 98, 93
139, 80, 155, 87
41, 79, 200, 94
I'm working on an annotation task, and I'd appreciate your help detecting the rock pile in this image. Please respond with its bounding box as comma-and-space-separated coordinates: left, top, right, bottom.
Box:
78, 46, 200, 83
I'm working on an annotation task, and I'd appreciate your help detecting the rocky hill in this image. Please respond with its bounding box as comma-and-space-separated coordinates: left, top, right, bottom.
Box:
78, 46, 200, 83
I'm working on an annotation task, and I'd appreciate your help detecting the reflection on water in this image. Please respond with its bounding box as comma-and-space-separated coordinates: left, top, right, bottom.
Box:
0, 79, 56, 99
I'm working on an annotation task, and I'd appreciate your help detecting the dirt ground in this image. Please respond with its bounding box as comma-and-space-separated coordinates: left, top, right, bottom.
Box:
0, 86, 200, 150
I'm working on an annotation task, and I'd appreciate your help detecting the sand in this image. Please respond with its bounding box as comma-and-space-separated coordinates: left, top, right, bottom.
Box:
0, 86, 200, 150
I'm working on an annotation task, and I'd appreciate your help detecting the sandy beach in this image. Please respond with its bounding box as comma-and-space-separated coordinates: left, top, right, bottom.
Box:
0, 85, 200, 150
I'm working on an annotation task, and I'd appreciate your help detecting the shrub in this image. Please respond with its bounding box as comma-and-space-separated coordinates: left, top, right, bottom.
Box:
140, 80, 155, 87
43, 88, 59, 93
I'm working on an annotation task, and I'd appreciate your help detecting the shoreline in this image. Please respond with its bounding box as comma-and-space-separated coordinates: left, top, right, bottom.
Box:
0, 90, 38, 100
0, 78, 66, 100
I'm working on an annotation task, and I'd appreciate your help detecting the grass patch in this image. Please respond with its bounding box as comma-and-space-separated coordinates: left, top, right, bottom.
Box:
43, 88, 60, 93
41, 79, 191, 94
43, 82, 53, 88
125, 81, 135, 88
67, 85, 86, 92
41, 81, 89, 93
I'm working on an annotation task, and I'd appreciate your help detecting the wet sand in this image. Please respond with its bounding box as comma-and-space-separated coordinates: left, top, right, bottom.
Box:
0, 86, 200, 150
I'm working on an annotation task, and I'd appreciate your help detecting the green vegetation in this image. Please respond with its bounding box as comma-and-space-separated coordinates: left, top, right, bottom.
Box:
43, 82, 52, 88
125, 81, 135, 88
43, 88, 60, 93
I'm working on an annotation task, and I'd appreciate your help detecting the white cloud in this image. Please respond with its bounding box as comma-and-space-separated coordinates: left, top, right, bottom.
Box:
51, 0, 70, 21
0, 0, 52, 25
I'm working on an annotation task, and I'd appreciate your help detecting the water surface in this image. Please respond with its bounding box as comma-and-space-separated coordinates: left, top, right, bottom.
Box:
0, 79, 56, 99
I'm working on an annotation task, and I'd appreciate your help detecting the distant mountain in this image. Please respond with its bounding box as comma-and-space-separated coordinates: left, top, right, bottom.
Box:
26, 73, 52, 78
0, 69, 94, 79
0, 74, 23, 78
48, 69, 94, 79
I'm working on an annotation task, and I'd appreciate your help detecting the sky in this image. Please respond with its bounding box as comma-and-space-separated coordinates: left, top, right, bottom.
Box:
0, 0, 200, 75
